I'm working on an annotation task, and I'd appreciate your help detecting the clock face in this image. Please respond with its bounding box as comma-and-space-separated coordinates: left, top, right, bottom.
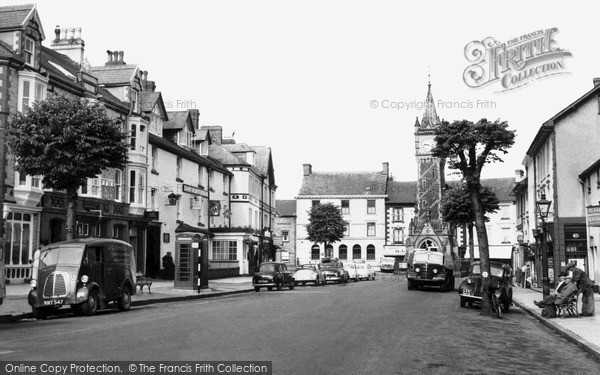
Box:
420, 138, 435, 153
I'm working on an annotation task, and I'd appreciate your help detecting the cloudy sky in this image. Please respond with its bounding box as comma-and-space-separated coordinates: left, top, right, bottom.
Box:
17, 0, 600, 198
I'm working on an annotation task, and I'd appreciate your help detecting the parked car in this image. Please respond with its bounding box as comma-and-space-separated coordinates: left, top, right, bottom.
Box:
355, 263, 376, 280
253, 262, 295, 291
380, 257, 396, 273
294, 264, 324, 286
321, 257, 349, 284
28, 238, 136, 319
343, 261, 359, 282
458, 261, 512, 311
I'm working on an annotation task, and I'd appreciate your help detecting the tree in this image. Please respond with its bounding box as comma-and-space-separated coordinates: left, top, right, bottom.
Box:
441, 183, 500, 266
433, 118, 515, 316
305, 202, 345, 257
7, 94, 129, 240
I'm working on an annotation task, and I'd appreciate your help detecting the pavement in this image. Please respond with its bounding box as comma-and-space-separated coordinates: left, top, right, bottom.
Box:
511, 285, 600, 362
2, 275, 600, 363
0, 276, 254, 323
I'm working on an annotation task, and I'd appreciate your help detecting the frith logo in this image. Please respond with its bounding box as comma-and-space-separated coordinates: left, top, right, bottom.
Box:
463, 28, 572, 92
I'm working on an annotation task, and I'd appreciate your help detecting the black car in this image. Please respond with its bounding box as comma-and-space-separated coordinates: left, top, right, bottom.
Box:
253, 262, 295, 292
458, 261, 512, 311
320, 257, 349, 284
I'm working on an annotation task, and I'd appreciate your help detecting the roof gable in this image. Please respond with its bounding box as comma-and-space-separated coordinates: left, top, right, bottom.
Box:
0, 4, 44, 39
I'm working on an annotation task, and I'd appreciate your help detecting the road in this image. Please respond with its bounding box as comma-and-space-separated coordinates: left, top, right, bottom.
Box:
1, 273, 599, 374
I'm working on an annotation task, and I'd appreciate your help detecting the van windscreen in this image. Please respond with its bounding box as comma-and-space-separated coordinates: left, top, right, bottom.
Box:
39, 247, 83, 268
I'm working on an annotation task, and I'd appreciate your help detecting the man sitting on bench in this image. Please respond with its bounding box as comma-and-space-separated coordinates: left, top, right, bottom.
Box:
533, 275, 578, 309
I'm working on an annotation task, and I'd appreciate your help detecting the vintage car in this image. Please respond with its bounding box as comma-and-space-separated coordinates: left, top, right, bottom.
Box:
355, 263, 375, 280
253, 262, 295, 291
321, 257, 349, 284
28, 238, 136, 319
458, 261, 513, 312
406, 249, 455, 292
380, 257, 396, 273
343, 261, 359, 282
294, 264, 324, 286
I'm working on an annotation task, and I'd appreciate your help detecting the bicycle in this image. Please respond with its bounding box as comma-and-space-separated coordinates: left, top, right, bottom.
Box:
482, 271, 503, 319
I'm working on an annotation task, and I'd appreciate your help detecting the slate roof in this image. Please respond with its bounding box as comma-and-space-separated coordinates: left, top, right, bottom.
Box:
141, 92, 160, 112
39, 46, 125, 110
165, 111, 191, 130
387, 181, 417, 204
208, 142, 250, 166
0, 4, 37, 31
89, 64, 138, 85
298, 171, 388, 196
222, 143, 255, 153
276, 200, 296, 216
250, 146, 272, 179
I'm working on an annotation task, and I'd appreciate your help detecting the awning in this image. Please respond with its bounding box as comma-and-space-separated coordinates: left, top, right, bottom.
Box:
174, 222, 214, 237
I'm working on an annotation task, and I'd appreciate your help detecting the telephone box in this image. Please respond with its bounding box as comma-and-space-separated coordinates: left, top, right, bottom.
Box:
174, 233, 209, 290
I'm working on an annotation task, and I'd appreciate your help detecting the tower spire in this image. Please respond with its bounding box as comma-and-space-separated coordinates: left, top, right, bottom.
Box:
421, 78, 439, 129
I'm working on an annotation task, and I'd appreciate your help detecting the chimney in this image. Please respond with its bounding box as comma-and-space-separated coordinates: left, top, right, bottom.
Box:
141, 70, 148, 89
49, 26, 85, 67
303, 163, 312, 176
202, 126, 222, 144
382, 162, 389, 178
515, 169, 524, 182
188, 109, 200, 129
594, 78, 600, 87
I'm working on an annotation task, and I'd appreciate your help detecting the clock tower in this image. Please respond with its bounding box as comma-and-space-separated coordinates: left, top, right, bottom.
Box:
408, 81, 449, 252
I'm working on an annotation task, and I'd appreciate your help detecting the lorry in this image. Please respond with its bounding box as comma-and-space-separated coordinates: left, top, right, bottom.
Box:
406, 247, 455, 292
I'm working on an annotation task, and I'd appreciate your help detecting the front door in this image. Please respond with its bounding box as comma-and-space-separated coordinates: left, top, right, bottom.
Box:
83, 245, 105, 292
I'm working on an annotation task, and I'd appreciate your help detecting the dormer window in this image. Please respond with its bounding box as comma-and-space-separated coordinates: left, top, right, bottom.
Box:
24, 37, 35, 66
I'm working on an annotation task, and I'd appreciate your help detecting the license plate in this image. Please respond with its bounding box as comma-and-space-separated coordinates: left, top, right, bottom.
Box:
44, 299, 63, 306
258, 280, 268, 284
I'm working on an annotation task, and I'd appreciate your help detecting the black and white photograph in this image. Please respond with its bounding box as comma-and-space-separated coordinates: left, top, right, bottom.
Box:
1, 1, 600, 374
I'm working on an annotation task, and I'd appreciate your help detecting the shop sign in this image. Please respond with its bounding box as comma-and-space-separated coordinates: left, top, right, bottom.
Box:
587, 205, 600, 227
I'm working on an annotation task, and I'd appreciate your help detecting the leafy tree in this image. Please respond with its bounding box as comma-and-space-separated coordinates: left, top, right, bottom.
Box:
7, 94, 129, 240
433, 118, 515, 316
441, 183, 500, 266
306, 202, 345, 257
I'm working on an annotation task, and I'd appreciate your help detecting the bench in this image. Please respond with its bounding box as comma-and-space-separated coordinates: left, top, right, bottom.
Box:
136, 274, 153, 294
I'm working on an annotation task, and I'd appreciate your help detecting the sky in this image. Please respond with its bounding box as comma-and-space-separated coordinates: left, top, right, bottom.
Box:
12, 0, 600, 198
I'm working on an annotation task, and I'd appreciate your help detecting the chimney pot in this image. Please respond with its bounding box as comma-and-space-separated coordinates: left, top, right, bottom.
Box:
68, 28, 75, 40
75, 27, 82, 40
54, 25, 60, 41
119, 51, 124, 63
61, 28, 68, 40
594, 78, 600, 87
303, 163, 312, 176
106, 50, 113, 63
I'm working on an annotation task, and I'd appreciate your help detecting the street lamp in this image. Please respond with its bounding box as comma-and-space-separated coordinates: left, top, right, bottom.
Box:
536, 193, 552, 299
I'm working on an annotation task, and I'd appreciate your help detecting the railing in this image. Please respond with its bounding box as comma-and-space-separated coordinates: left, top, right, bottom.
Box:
5, 264, 31, 282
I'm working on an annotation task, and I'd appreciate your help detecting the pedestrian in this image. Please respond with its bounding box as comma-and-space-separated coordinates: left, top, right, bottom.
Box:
515, 267, 522, 287
565, 261, 595, 316
521, 264, 529, 288
162, 252, 175, 280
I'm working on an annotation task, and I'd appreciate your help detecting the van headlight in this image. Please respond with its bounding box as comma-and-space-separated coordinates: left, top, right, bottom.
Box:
81, 275, 89, 283
76, 286, 89, 302
30, 279, 37, 289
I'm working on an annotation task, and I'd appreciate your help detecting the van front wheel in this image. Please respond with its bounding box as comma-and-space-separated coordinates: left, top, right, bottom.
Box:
117, 288, 131, 311
82, 290, 99, 316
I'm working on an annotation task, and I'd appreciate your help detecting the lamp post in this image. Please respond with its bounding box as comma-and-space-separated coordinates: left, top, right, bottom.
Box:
536, 194, 552, 299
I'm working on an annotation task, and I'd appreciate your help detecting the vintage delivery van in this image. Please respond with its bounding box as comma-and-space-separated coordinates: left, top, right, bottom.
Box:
28, 238, 136, 319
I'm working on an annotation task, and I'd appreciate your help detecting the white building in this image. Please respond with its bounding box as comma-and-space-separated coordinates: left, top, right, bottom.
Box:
295, 163, 389, 267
